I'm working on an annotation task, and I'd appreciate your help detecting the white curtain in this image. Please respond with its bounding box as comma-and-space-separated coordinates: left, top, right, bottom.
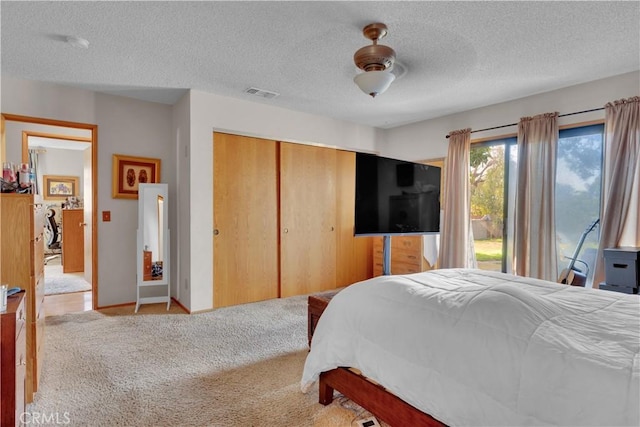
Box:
514, 112, 558, 281
593, 96, 640, 287
438, 128, 476, 268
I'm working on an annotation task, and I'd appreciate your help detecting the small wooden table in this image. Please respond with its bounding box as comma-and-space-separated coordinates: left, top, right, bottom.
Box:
308, 290, 339, 347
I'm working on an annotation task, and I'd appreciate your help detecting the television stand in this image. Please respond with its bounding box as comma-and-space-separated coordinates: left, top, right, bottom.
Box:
383, 235, 392, 275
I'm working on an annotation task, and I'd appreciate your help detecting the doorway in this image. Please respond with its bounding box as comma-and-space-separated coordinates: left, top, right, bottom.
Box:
1, 114, 98, 309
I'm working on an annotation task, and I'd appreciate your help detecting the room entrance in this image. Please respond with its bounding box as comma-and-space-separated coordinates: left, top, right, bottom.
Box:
1, 113, 99, 309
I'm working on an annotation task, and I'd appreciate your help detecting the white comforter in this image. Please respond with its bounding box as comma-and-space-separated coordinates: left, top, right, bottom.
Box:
301, 269, 640, 426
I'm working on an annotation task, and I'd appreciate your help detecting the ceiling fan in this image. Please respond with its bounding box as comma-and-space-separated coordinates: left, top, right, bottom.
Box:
353, 23, 397, 98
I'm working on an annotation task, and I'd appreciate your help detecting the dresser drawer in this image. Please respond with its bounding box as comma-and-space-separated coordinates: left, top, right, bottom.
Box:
15, 324, 27, 426
0, 293, 26, 427
15, 298, 27, 341
36, 308, 45, 352
389, 247, 422, 266
31, 233, 45, 276
33, 202, 44, 238
374, 235, 423, 250
373, 261, 423, 276
390, 261, 423, 275
392, 236, 422, 250
373, 244, 423, 265
35, 275, 45, 320
373, 261, 383, 277
35, 311, 46, 391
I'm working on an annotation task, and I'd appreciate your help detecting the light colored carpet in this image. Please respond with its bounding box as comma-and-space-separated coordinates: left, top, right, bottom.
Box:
44, 262, 91, 295
28, 295, 381, 426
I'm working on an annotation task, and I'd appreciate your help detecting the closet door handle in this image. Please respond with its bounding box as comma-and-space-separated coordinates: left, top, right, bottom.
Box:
283, 228, 289, 234
213, 229, 220, 236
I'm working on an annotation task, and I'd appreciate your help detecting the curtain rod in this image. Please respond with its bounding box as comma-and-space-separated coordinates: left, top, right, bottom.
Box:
445, 107, 604, 139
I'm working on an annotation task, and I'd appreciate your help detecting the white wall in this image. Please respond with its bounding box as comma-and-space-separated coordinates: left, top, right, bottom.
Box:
1, 76, 97, 124
172, 92, 191, 309
95, 93, 173, 307
37, 148, 85, 201
381, 71, 640, 161
188, 90, 383, 312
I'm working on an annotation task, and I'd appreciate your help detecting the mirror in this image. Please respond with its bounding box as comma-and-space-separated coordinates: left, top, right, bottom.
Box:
138, 184, 169, 282
136, 183, 170, 312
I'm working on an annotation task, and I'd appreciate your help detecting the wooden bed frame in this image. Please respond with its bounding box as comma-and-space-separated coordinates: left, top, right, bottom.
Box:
319, 367, 446, 426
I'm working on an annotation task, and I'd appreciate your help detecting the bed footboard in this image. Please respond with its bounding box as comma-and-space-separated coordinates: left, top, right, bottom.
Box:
319, 368, 446, 426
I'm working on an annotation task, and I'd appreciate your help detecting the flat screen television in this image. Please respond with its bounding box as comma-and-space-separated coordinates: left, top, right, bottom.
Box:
355, 152, 441, 236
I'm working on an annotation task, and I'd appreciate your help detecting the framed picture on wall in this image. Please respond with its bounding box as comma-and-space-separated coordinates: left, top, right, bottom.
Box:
43, 175, 79, 200
112, 154, 161, 199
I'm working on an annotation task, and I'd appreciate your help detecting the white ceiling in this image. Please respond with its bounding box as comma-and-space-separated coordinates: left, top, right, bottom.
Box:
2, 1, 639, 129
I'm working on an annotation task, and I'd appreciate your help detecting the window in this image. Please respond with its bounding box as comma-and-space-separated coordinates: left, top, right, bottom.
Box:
470, 123, 604, 284
469, 137, 516, 273
555, 124, 604, 285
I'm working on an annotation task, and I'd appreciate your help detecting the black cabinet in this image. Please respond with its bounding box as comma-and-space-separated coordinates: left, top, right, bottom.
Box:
600, 247, 639, 294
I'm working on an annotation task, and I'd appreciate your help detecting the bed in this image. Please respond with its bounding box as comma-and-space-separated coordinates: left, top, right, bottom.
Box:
301, 269, 640, 426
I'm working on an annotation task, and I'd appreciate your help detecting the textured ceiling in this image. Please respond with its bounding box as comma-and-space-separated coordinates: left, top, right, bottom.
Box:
2, 1, 639, 129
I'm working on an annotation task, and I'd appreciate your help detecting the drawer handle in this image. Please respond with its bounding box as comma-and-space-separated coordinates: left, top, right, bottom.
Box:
18, 357, 26, 366
407, 255, 417, 259
19, 310, 25, 321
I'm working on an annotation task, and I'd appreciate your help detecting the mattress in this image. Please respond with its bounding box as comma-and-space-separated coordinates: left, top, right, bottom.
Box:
301, 268, 640, 426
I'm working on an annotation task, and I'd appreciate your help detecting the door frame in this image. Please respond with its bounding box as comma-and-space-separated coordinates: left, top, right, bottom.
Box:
1, 113, 99, 309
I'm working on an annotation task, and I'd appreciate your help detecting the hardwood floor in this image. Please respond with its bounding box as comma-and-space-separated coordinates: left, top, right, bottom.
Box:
44, 291, 92, 317
44, 291, 187, 317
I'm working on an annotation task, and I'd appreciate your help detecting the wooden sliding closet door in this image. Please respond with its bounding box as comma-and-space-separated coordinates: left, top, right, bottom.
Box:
280, 142, 337, 297
213, 133, 279, 308
336, 150, 373, 287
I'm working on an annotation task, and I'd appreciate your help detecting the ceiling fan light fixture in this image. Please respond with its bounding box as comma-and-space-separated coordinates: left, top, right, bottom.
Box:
354, 70, 396, 98
353, 23, 396, 98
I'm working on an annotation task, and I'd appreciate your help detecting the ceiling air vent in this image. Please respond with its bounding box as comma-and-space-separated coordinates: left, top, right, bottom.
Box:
244, 87, 280, 99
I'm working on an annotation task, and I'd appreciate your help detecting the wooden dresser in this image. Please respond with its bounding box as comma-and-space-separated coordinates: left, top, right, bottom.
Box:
0, 194, 45, 403
373, 236, 433, 276
1, 293, 27, 427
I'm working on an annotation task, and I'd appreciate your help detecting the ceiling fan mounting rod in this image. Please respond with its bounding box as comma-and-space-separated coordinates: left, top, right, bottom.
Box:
362, 23, 388, 43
